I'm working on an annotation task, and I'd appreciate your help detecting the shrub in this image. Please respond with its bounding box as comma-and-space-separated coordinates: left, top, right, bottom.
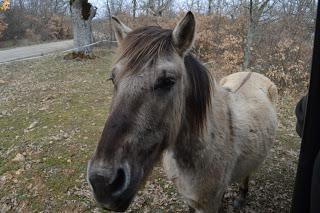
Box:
46, 15, 72, 40
0, 16, 7, 39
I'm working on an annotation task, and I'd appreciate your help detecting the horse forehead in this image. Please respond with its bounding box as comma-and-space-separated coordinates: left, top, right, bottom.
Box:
156, 59, 181, 71
115, 57, 182, 76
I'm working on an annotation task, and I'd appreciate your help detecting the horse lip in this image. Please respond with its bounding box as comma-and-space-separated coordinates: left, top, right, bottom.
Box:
101, 205, 128, 212
98, 193, 134, 212
101, 204, 129, 212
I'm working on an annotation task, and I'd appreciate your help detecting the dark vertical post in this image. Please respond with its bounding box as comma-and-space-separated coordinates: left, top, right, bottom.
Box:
291, 1, 320, 212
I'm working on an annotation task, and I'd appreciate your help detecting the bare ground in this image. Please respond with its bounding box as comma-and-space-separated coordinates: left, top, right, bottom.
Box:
0, 48, 302, 212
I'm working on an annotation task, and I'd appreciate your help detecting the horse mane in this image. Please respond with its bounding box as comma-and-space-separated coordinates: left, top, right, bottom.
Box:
116, 26, 212, 134
184, 54, 212, 134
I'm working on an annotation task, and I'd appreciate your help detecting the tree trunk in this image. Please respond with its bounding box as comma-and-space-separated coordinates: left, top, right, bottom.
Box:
132, 0, 137, 19
70, 0, 97, 56
208, 0, 213, 15
243, 21, 256, 70
18, 0, 24, 9
196, 0, 200, 13
105, 0, 114, 47
242, 0, 270, 70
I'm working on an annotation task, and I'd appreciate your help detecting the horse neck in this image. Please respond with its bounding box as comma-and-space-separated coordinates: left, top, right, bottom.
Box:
172, 79, 231, 170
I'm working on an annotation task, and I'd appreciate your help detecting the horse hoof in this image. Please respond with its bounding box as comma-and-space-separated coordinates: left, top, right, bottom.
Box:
233, 198, 245, 209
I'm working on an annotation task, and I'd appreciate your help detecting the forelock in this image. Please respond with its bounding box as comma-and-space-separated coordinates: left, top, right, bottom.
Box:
115, 26, 175, 74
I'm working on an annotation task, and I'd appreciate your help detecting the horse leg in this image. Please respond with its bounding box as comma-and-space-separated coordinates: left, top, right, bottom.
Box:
188, 205, 196, 213
218, 191, 226, 213
202, 189, 225, 213
233, 176, 249, 209
218, 203, 225, 213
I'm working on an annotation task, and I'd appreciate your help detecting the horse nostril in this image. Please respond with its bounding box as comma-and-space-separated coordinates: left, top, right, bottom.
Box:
88, 167, 128, 201
89, 173, 107, 188
109, 168, 126, 195
88, 173, 108, 199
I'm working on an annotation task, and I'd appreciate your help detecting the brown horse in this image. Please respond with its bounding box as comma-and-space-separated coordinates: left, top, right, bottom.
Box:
87, 12, 277, 212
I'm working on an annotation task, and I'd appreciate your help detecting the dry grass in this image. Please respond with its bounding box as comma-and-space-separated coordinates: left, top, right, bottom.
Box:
0, 48, 302, 212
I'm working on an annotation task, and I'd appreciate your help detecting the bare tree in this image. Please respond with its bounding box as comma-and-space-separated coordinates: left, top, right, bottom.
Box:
184, 0, 195, 11
132, 0, 137, 19
105, 0, 115, 42
208, 0, 213, 15
243, 0, 271, 69
148, 0, 172, 16
70, 0, 97, 56
195, 0, 201, 13
108, 0, 124, 15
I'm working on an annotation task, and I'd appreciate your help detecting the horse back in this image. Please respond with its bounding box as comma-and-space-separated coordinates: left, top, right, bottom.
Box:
219, 71, 278, 106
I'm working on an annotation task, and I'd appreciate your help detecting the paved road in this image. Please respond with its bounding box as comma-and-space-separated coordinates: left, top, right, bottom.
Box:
0, 40, 74, 64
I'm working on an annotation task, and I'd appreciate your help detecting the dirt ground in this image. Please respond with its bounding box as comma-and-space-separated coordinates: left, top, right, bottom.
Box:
0, 48, 302, 212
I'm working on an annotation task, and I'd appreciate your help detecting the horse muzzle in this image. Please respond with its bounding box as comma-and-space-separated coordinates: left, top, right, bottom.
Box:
87, 160, 139, 212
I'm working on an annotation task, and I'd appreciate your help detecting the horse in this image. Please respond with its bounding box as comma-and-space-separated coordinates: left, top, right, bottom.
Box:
87, 11, 278, 213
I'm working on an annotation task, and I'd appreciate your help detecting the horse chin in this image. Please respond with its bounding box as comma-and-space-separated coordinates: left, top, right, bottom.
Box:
100, 198, 133, 212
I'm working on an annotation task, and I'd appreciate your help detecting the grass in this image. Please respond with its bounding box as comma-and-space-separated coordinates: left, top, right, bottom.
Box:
0, 48, 115, 212
0, 48, 303, 212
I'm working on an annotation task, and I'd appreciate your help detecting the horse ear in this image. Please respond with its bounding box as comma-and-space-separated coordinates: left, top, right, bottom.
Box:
172, 11, 196, 55
111, 16, 132, 43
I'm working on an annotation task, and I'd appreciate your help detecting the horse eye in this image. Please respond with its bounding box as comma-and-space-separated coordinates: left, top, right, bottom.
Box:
154, 77, 176, 91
